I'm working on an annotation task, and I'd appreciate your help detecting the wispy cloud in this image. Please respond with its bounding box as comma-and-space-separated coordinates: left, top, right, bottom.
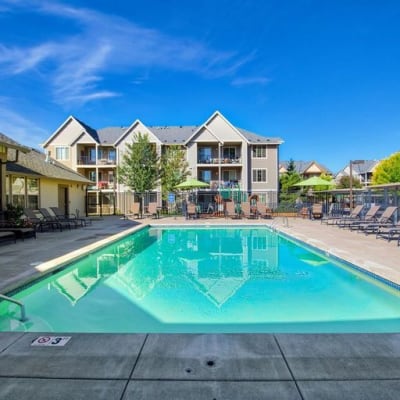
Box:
0, 0, 258, 106
231, 76, 271, 87
0, 99, 48, 148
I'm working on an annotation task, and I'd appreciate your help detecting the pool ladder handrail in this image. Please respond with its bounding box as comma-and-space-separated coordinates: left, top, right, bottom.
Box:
0, 294, 28, 322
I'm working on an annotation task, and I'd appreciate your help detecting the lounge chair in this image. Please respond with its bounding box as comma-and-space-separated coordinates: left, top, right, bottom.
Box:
23, 208, 58, 232
321, 204, 343, 225
186, 203, 198, 219
145, 202, 160, 219
225, 201, 241, 219
357, 206, 398, 235
240, 202, 257, 219
259, 205, 273, 219
39, 208, 73, 231
347, 205, 381, 230
125, 203, 141, 219
376, 221, 400, 242
337, 205, 364, 228
50, 206, 85, 227
311, 204, 323, 219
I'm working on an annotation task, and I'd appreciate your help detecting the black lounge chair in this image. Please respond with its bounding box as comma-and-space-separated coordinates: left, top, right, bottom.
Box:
50, 206, 86, 227
39, 208, 73, 231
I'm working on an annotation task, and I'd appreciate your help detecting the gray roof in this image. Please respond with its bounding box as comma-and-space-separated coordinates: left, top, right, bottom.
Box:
336, 160, 380, 176
237, 128, 283, 144
93, 124, 282, 146
97, 127, 127, 145
0, 132, 30, 152
148, 126, 197, 144
7, 148, 91, 183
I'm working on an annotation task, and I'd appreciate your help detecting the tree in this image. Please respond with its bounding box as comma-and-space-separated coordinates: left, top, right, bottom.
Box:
279, 159, 301, 204
118, 132, 159, 215
160, 145, 189, 200
372, 152, 400, 185
336, 175, 362, 189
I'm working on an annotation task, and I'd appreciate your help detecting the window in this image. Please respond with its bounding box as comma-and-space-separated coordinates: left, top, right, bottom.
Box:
27, 178, 39, 209
223, 147, 236, 160
199, 170, 211, 183
252, 145, 266, 158
11, 176, 25, 206
252, 169, 267, 182
55, 146, 70, 160
198, 147, 212, 163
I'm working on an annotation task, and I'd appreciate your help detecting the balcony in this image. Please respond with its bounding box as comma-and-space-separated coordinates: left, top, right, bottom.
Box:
197, 157, 242, 165
77, 156, 116, 166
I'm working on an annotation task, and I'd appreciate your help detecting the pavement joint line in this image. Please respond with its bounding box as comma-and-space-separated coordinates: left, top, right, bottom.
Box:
120, 334, 149, 399
273, 335, 305, 400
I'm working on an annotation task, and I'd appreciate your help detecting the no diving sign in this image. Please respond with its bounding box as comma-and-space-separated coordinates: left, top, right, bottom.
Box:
31, 336, 71, 347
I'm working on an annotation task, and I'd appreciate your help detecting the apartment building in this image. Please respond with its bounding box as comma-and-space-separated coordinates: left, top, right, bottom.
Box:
42, 111, 283, 215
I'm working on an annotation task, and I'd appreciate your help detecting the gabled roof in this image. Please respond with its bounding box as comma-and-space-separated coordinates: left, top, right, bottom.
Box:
7, 148, 91, 183
280, 160, 332, 175
42, 116, 99, 147
44, 111, 283, 149
336, 160, 380, 176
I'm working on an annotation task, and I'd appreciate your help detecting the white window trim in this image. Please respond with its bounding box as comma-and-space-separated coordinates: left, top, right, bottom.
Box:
252, 145, 267, 159
252, 168, 267, 183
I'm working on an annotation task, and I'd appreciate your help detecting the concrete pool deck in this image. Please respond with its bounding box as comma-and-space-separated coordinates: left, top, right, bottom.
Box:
0, 215, 400, 399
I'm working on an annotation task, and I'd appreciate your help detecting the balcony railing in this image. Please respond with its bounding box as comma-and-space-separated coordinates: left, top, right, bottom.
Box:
197, 157, 242, 164
78, 157, 116, 165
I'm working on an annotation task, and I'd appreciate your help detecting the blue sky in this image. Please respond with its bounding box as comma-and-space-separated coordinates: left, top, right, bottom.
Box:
1, 0, 400, 173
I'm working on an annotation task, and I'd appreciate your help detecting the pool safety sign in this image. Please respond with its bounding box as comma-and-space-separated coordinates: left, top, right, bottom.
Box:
31, 336, 71, 347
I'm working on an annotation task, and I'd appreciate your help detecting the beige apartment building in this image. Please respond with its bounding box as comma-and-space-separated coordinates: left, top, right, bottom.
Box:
42, 111, 283, 215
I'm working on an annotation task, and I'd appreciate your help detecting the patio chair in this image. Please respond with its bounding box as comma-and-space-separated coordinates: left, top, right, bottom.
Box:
39, 208, 73, 231
145, 202, 160, 219
337, 205, 364, 228
311, 204, 323, 220
225, 201, 241, 219
23, 208, 58, 232
259, 205, 273, 219
50, 206, 85, 227
321, 203, 343, 225
240, 202, 257, 219
357, 206, 398, 235
186, 203, 198, 219
348, 205, 381, 230
125, 203, 141, 219
376, 221, 400, 242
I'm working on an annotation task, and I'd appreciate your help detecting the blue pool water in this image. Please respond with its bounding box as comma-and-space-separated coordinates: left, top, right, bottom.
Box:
1, 226, 400, 333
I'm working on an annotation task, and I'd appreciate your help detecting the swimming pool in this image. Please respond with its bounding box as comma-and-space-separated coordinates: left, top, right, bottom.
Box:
1, 226, 400, 333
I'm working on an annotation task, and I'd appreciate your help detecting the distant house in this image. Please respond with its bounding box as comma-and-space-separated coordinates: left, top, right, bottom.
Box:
1, 133, 91, 216
279, 160, 332, 178
335, 160, 379, 186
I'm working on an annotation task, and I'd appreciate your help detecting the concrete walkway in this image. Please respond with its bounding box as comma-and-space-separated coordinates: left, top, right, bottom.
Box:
0, 215, 400, 399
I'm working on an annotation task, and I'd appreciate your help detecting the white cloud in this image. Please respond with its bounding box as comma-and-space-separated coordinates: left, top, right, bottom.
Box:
0, 1, 259, 106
